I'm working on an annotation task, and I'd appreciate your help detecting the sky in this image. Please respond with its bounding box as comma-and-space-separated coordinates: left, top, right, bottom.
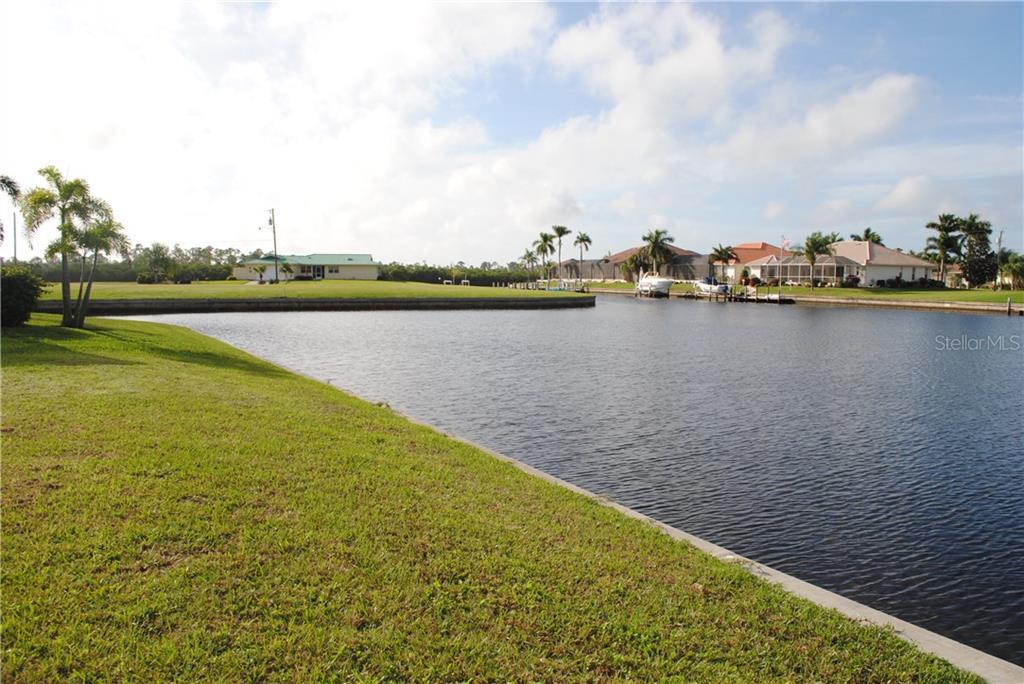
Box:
1, 1, 1021, 265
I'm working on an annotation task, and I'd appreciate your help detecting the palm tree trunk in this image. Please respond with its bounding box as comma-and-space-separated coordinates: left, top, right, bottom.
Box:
939, 255, 946, 286
60, 251, 73, 326
77, 250, 100, 328
557, 241, 562, 281
74, 253, 87, 324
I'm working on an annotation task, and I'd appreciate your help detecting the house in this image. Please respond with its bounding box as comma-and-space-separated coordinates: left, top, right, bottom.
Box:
714, 242, 794, 282
562, 244, 710, 281
829, 241, 935, 286
746, 254, 862, 285
232, 254, 381, 281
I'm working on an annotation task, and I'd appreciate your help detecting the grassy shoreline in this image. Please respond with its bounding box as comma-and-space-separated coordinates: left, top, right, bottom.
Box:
590, 281, 1023, 304
2, 315, 977, 681
37, 280, 586, 300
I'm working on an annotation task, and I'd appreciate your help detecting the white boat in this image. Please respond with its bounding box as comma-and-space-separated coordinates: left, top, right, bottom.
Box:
635, 271, 674, 298
696, 276, 730, 295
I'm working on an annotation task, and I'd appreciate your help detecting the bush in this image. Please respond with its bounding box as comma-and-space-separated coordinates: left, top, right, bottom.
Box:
136, 272, 157, 284
1, 267, 48, 326
293, 274, 314, 281
226, 275, 237, 281
749, 276, 762, 287
841, 276, 860, 288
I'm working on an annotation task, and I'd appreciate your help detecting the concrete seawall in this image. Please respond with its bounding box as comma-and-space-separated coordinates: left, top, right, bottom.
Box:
35, 295, 595, 315
589, 288, 1019, 315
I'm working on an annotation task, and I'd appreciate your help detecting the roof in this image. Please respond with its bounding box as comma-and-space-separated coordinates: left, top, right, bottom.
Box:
605, 244, 700, 264
245, 254, 380, 266
829, 241, 934, 268
715, 242, 793, 265
746, 254, 859, 267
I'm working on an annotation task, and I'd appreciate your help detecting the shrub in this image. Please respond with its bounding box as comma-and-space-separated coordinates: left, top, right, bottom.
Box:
293, 274, 314, 281
226, 275, 237, 281
749, 276, 761, 286
136, 272, 157, 284
767, 278, 780, 287
1, 267, 48, 327
842, 276, 860, 288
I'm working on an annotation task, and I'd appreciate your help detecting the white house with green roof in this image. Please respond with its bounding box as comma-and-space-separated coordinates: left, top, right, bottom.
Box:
233, 254, 381, 281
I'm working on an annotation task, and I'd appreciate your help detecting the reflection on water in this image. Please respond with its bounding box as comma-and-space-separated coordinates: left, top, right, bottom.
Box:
137, 297, 1024, 664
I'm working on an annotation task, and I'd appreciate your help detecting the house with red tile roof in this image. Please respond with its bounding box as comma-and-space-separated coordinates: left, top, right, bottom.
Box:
712, 242, 795, 281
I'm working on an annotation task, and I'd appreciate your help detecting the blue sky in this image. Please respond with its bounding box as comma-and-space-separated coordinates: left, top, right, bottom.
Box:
1, 2, 1020, 262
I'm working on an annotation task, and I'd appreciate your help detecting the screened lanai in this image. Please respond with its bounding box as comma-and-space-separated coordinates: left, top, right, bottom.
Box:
747, 255, 862, 285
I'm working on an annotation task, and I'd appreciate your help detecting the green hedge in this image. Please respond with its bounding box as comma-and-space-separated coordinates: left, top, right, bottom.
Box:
1, 267, 48, 326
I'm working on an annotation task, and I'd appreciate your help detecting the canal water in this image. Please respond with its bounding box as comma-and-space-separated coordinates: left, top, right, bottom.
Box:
136, 296, 1024, 664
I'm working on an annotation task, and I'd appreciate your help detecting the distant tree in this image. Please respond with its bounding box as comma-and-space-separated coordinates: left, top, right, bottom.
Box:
532, 232, 555, 283
825, 231, 842, 244
520, 249, 538, 278
959, 213, 997, 287
709, 244, 737, 282
551, 225, 572, 280
253, 264, 267, 282
803, 232, 833, 289
20, 166, 105, 326
1000, 251, 1024, 290
0, 174, 20, 245
574, 231, 592, 281
641, 229, 674, 274
850, 227, 884, 245
925, 214, 962, 285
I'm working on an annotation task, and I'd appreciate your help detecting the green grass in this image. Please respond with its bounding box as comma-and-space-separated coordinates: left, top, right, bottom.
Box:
38, 280, 586, 300
773, 286, 1023, 304
1, 316, 978, 682
589, 281, 1023, 304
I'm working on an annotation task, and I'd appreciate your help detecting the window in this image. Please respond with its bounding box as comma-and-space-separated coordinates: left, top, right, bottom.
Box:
300, 265, 311, 274
328, 266, 339, 273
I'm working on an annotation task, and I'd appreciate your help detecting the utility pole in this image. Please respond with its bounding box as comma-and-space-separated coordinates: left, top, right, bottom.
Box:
268, 208, 279, 283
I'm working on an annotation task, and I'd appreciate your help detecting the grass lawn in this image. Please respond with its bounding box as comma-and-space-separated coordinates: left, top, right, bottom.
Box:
772, 286, 1023, 304
589, 281, 1023, 304
1, 315, 977, 681
38, 280, 586, 301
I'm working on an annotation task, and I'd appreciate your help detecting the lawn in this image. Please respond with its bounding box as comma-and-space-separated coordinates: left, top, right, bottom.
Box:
1, 315, 977, 681
38, 279, 586, 300
588, 281, 1023, 304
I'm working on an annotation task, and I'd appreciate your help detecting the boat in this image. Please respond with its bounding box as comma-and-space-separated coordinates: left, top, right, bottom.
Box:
696, 276, 730, 295
635, 271, 674, 298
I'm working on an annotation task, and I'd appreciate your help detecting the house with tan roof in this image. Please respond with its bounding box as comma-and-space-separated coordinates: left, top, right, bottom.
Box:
561, 243, 710, 281
829, 241, 936, 286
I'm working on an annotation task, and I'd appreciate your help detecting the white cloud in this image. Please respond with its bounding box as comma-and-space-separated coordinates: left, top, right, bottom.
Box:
875, 175, 935, 211
713, 74, 921, 173
762, 201, 785, 220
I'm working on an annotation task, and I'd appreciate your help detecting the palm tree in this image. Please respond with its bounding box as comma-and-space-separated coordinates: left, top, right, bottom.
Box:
850, 227, 884, 245
641, 229, 674, 274
925, 232, 964, 285
925, 213, 961, 285
803, 231, 833, 289
20, 167, 103, 326
1000, 252, 1024, 290
520, 249, 538, 280
532, 232, 555, 285
709, 244, 737, 283
551, 225, 572, 281
280, 262, 294, 282
0, 174, 20, 245
573, 232, 592, 282
74, 213, 127, 328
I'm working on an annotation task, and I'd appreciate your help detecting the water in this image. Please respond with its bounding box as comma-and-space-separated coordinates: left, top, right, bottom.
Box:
136, 296, 1024, 664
